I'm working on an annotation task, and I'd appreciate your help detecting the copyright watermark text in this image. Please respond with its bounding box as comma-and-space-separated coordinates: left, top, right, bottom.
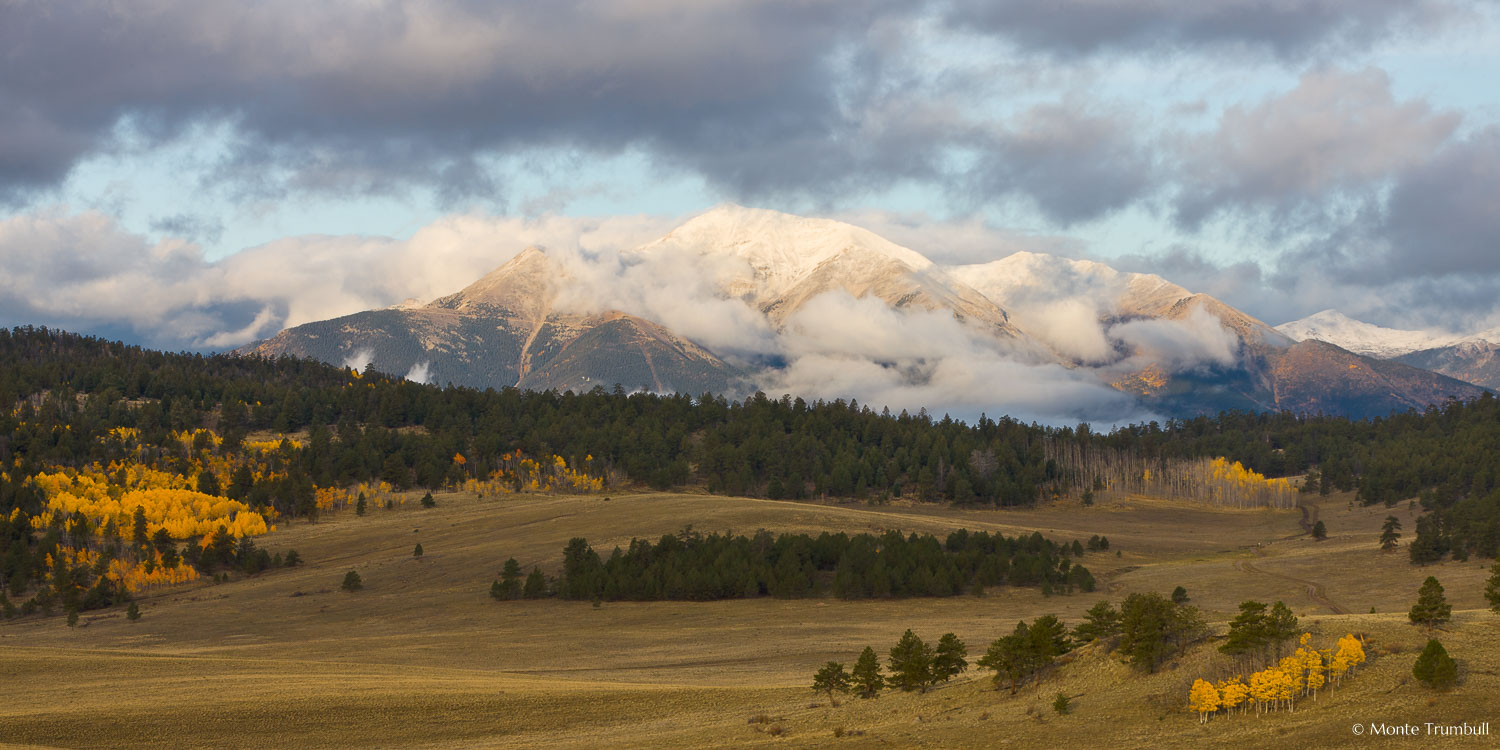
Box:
1353, 722, 1490, 737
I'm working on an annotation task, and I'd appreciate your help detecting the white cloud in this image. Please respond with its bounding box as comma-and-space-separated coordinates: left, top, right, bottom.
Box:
342, 348, 375, 372
405, 361, 432, 384
0, 207, 675, 349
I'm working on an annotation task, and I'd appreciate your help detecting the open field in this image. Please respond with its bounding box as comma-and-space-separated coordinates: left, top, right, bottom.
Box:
3, 490, 1497, 748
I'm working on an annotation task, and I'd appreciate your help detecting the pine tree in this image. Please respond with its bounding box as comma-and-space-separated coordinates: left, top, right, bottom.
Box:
1073, 600, 1121, 642
1311, 520, 1326, 540
132, 505, 148, 548
341, 570, 363, 592
812, 662, 852, 706
492, 558, 523, 600
1171, 586, 1189, 604
283, 549, 302, 567
355, 493, 367, 516
1412, 639, 1457, 690
1379, 516, 1402, 551
420, 492, 436, 508
412, 543, 423, 558
523, 567, 547, 599
1484, 560, 1500, 615
126, 602, 141, 621
1408, 576, 1452, 630
888, 630, 935, 692
1052, 692, 1071, 715
978, 623, 1033, 694
1119, 592, 1197, 672
851, 646, 884, 698
933, 633, 968, 682
1266, 602, 1299, 659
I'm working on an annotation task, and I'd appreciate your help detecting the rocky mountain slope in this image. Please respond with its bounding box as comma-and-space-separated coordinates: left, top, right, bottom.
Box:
244, 249, 745, 395
1277, 309, 1500, 390
245, 206, 1486, 418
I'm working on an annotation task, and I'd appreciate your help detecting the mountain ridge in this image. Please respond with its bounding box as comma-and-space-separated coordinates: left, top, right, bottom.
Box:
243, 206, 1486, 419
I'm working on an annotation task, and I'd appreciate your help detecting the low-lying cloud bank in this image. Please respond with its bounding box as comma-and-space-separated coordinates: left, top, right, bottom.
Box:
1, 204, 1484, 425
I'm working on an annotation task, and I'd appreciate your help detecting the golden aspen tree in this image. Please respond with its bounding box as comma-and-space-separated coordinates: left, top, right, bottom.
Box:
1279, 654, 1306, 697
1248, 669, 1277, 713
1188, 679, 1220, 723
1303, 649, 1325, 697
1217, 678, 1249, 715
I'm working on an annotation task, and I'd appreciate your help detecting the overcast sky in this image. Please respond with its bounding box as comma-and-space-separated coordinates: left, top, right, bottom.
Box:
3, 0, 1500, 351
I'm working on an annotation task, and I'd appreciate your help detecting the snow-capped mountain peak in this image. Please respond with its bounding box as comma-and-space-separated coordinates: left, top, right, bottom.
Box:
949, 251, 1190, 318
636, 204, 933, 303
1273, 309, 1465, 359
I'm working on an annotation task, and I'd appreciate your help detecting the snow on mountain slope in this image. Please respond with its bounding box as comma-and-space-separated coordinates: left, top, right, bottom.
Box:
427, 247, 562, 323
634, 204, 1025, 340
949, 251, 1192, 319
1274, 309, 1467, 358
636, 204, 932, 305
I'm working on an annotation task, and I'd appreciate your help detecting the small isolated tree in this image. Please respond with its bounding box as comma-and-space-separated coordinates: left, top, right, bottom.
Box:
1409, 576, 1452, 630
1486, 561, 1500, 614
126, 602, 141, 621
341, 570, 363, 592
852, 646, 884, 698
522, 567, 547, 599
413, 543, 423, 558
1380, 516, 1402, 551
283, 549, 302, 567
420, 492, 436, 508
1171, 586, 1189, 605
1052, 692, 1071, 715
1412, 639, 1457, 690
812, 661, 852, 706
66, 608, 79, 627
888, 630, 935, 692
1311, 520, 1327, 540
933, 633, 968, 683
355, 493, 367, 516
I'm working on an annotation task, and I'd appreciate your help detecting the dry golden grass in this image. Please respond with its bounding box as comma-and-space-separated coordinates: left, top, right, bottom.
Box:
2, 489, 1496, 748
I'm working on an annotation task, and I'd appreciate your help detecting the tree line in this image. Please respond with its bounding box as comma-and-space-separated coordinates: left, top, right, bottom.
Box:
489, 527, 1096, 602
6, 326, 1500, 568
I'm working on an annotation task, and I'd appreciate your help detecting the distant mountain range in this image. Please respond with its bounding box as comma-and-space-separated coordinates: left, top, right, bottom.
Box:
243, 205, 1487, 419
1276, 309, 1500, 390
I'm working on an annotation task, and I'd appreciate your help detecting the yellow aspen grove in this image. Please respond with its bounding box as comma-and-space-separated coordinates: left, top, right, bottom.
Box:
1188, 679, 1220, 723
1279, 654, 1306, 697
1303, 649, 1325, 696
1217, 678, 1249, 715
34, 470, 273, 540
1332, 634, 1366, 685
1041, 443, 1296, 509
460, 451, 608, 496
1187, 636, 1363, 723
1248, 669, 1278, 713
1270, 667, 1296, 712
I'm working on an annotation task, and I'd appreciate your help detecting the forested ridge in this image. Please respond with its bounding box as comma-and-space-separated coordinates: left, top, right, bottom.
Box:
2, 325, 1499, 618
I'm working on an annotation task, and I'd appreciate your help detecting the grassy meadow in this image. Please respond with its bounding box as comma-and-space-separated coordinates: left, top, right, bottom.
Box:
2, 489, 1496, 748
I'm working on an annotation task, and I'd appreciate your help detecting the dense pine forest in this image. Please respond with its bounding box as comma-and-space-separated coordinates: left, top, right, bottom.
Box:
527, 528, 1097, 602
3, 325, 1500, 619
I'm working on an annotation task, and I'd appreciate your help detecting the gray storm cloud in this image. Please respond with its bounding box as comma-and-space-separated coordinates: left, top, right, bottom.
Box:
944, 0, 1465, 58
